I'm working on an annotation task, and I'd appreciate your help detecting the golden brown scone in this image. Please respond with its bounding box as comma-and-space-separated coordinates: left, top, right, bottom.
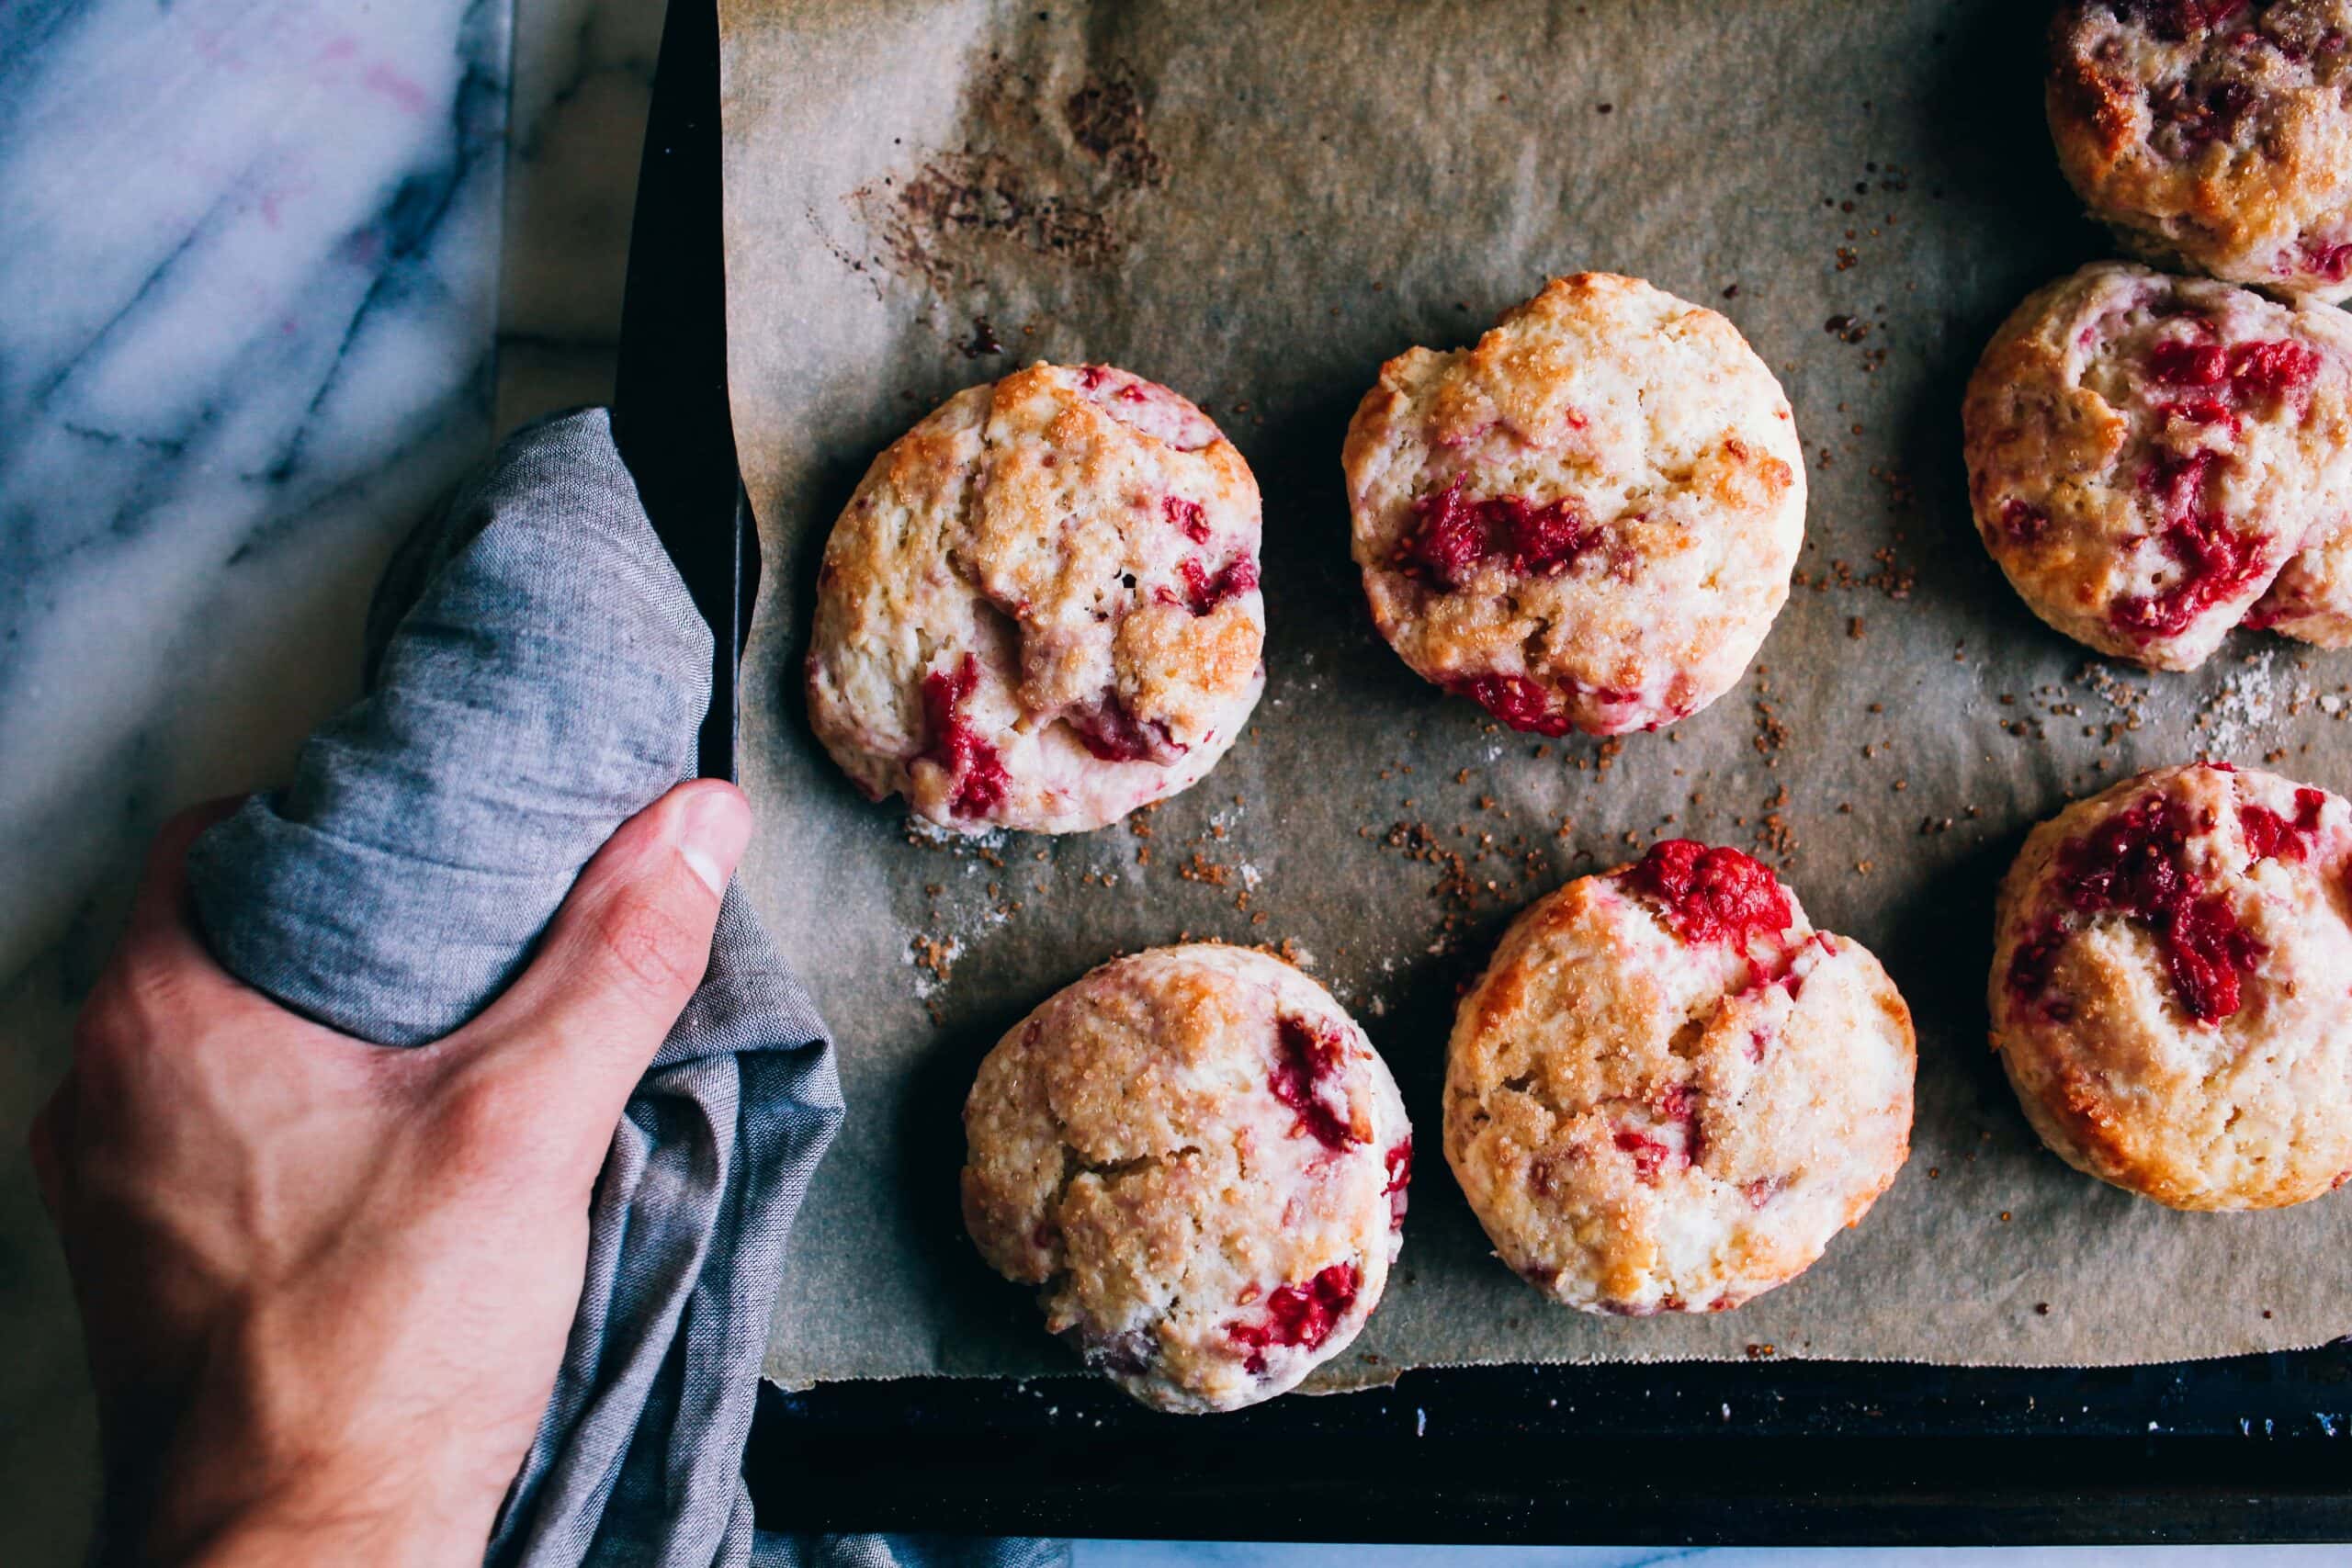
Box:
1991, 761, 2352, 1210
2049, 1, 2352, 299
1443, 841, 1914, 1316
961, 944, 1410, 1413
806, 364, 1264, 835
1343, 273, 1804, 738
1962, 262, 2352, 669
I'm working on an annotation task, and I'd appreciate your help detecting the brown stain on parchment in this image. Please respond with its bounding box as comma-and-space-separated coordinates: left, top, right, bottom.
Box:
836, 61, 1168, 306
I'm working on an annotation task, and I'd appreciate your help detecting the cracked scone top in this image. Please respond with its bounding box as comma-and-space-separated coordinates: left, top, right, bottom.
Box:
1343, 272, 1804, 738
806, 363, 1265, 835
1991, 762, 2352, 1210
1443, 841, 1914, 1315
1962, 263, 2352, 668
961, 943, 1411, 1413
2048, 1, 2352, 300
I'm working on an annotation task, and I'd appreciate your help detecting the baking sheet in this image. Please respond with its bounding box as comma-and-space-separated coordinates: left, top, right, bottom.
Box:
719, 0, 2352, 1384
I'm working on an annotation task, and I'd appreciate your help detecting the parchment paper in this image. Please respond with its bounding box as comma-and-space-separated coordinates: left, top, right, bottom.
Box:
719, 0, 2352, 1385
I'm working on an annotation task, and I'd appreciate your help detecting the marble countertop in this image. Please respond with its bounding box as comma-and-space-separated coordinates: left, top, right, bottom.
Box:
1, 3, 518, 1559
0, 2, 2329, 1562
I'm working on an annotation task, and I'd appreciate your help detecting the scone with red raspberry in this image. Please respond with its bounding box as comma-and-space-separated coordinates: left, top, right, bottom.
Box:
1991, 761, 2352, 1209
1962, 263, 2352, 668
2048, 1, 2352, 299
1344, 273, 1804, 738
806, 364, 1264, 835
1442, 841, 1914, 1316
961, 944, 1411, 1413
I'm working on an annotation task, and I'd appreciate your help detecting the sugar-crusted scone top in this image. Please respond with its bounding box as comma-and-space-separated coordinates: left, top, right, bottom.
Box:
1962, 263, 2352, 669
806, 364, 1265, 835
2048, 1, 2352, 300
1442, 842, 1914, 1316
1343, 273, 1804, 739
1991, 762, 2352, 1210
961, 944, 1411, 1414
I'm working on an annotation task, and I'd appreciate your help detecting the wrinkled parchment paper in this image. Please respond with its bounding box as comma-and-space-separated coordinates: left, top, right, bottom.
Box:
720, 0, 2352, 1385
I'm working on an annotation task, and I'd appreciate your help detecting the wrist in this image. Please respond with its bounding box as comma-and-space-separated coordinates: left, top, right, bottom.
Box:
119, 1459, 501, 1568
169, 1501, 492, 1568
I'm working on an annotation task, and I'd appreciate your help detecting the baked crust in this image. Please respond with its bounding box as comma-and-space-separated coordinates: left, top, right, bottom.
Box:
2049, 1, 2352, 299
806, 364, 1264, 834
1962, 262, 2352, 668
961, 943, 1410, 1413
1990, 761, 2352, 1210
1442, 842, 1915, 1315
1343, 273, 1804, 738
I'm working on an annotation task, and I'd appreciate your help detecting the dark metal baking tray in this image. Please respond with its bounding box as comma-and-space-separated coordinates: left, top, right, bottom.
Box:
615, 0, 2352, 1543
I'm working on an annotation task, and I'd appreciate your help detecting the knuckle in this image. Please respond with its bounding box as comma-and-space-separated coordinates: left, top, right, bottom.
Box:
441, 1066, 536, 1157
73, 970, 159, 1061
583, 886, 706, 1001
112, 942, 197, 1021
436, 1063, 580, 1181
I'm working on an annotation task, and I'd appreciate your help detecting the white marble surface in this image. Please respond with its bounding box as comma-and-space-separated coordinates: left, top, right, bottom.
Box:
0, 1, 507, 1561
0, 0, 2336, 1563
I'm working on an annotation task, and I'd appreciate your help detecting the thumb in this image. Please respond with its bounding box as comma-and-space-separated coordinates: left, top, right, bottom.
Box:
453, 780, 752, 1100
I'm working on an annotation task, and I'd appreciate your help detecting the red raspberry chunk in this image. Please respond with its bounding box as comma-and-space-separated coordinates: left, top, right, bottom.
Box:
1450, 673, 1573, 737
2226, 340, 2322, 404
1998, 498, 2051, 544
1162, 494, 1210, 542
1383, 1139, 1413, 1230
2148, 74, 2256, 148
2121, 0, 2248, 39
2239, 787, 2327, 863
1067, 691, 1179, 764
1270, 1016, 1361, 1152
1400, 479, 1600, 590
2298, 237, 2352, 282
2148, 335, 2319, 408
1168, 554, 1259, 615
2010, 790, 2266, 1024
2112, 454, 2269, 640
2166, 891, 2265, 1021
1613, 1127, 1684, 1184
1623, 840, 1794, 949
2148, 340, 2229, 388
1226, 1262, 1360, 1374
919, 654, 1010, 818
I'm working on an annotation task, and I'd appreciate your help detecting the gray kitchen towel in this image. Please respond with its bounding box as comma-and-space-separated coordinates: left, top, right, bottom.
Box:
184, 408, 1062, 1568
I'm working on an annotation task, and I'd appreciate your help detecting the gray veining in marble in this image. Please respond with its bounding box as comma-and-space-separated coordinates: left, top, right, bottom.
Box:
0, 3, 509, 1562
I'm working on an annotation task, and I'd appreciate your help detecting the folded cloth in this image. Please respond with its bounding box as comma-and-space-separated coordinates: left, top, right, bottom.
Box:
185, 409, 1062, 1568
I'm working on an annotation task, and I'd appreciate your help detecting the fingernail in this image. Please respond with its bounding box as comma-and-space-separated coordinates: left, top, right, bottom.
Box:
677, 785, 752, 897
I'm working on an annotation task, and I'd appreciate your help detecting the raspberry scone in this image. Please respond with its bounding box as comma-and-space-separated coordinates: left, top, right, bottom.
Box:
1962, 263, 2352, 669
1442, 841, 1915, 1316
1343, 273, 1804, 738
1990, 762, 2352, 1210
2048, 1, 2352, 300
961, 944, 1411, 1413
806, 364, 1265, 835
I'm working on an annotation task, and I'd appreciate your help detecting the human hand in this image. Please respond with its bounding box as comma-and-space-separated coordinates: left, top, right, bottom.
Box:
30, 781, 752, 1568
